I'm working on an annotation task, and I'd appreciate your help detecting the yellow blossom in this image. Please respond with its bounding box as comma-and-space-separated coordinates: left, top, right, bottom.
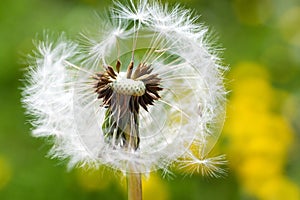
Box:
223, 62, 300, 199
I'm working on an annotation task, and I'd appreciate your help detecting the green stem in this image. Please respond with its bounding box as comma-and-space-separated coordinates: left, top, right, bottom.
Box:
127, 172, 142, 200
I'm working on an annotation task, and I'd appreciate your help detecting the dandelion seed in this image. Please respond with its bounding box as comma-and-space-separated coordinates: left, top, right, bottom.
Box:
22, 0, 227, 199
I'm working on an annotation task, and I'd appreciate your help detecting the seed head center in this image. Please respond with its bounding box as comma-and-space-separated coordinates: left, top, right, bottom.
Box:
110, 78, 146, 96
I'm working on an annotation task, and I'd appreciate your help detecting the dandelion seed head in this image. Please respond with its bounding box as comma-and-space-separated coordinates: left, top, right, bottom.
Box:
110, 78, 146, 96
22, 0, 227, 176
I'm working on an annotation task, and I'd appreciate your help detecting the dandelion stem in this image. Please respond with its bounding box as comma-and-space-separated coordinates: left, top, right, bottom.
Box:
126, 123, 142, 200
127, 171, 142, 200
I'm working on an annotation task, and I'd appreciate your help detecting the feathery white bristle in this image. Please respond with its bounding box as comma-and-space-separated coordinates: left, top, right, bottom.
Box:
22, 0, 227, 175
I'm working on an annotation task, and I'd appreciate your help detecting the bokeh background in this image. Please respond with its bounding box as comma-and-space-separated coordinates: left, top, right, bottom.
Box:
1, 0, 300, 199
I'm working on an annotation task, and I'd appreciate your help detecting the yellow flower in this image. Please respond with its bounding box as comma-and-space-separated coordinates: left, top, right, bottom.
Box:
258, 176, 300, 200
223, 62, 300, 199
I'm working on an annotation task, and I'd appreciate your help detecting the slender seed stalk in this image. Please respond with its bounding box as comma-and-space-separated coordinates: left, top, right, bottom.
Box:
127, 121, 142, 200
127, 171, 142, 200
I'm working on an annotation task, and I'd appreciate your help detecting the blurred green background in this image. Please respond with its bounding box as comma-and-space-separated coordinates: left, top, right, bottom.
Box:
1, 0, 300, 199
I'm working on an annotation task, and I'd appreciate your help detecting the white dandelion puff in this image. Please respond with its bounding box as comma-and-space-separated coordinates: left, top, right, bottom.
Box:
113, 0, 150, 25
80, 13, 131, 68
179, 154, 227, 178
22, 0, 227, 178
148, 2, 205, 40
